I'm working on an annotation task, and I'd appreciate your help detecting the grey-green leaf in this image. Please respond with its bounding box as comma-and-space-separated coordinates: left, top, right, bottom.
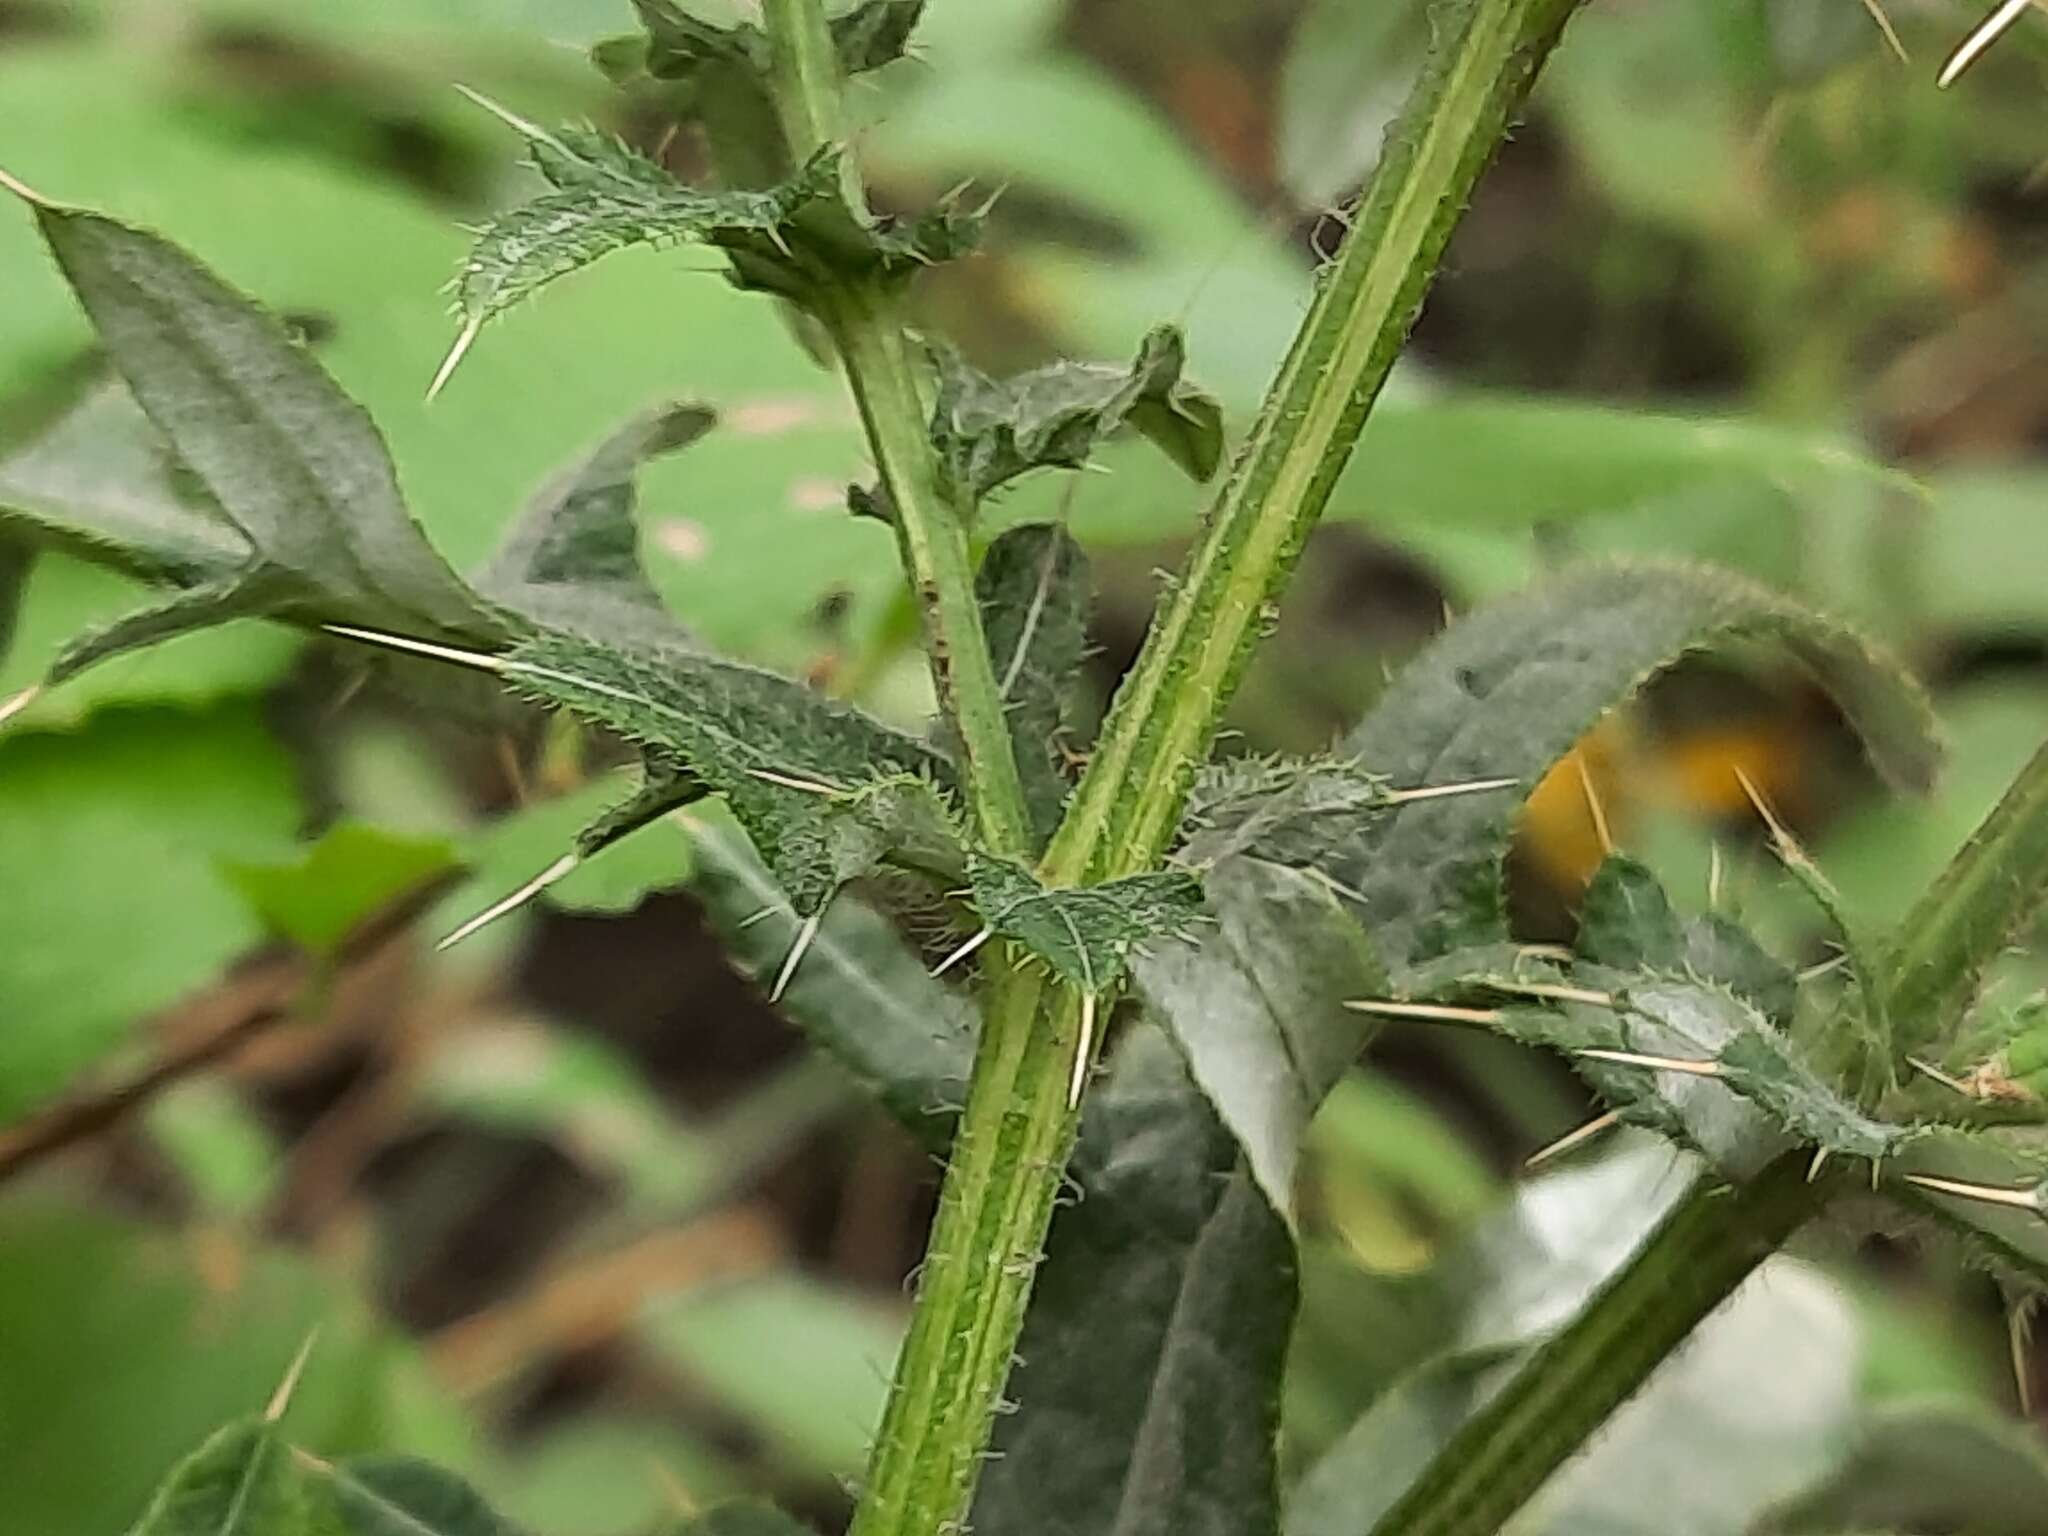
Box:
1176, 755, 1402, 870
501, 628, 957, 911
473, 403, 710, 649
37, 207, 495, 649
931, 325, 1223, 505
1886, 1127, 2048, 1291
1334, 560, 1939, 970
977, 522, 1091, 848
1134, 857, 1386, 1223
323, 1456, 524, 1536
968, 855, 1204, 990
973, 1023, 1292, 1536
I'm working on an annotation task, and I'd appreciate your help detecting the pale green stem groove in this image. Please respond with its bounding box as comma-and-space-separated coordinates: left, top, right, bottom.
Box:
1043, 0, 1588, 887
760, 0, 1032, 861
830, 3, 1592, 1535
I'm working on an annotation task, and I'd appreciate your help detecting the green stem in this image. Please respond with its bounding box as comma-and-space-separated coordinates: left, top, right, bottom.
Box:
760, 0, 1032, 860
1884, 735, 2048, 1060
841, 2, 1589, 1535
1363, 1155, 1826, 1536
1043, 0, 1586, 886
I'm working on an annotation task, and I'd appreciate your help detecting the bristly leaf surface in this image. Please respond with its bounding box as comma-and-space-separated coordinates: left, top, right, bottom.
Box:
967, 855, 1203, 990
1332, 559, 1940, 971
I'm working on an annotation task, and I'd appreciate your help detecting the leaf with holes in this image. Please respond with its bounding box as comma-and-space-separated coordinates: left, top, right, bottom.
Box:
976, 522, 1091, 848
472, 403, 710, 650
1330, 560, 1939, 971
968, 855, 1204, 991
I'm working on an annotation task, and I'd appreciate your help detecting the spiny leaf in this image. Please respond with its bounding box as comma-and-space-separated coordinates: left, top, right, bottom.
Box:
472, 403, 710, 649
973, 1023, 1292, 1536
1576, 855, 1795, 1023
1133, 857, 1387, 1223
976, 522, 1091, 849
967, 855, 1203, 991
1179, 756, 1404, 870
31, 206, 499, 666
629, 0, 923, 83
1331, 559, 1940, 971
926, 325, 1222, 506
126, 1419, 330, 1536
318, 1455, 525, 1536
1884, 736, 2048, 1062
500, 629, 958, 911
1887, 1127, 2048, 1292
450, 123, 977, 367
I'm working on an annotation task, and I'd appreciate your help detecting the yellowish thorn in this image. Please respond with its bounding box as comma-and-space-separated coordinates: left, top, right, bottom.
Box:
437, 853, 580, 951
427, 317, 482, 403
0, 683, 43, 729
322, 623, 507, 673
1808, 1145, 1833, 1183
1526, 1109, 1621, 1170
264, 1329, 321, 1424
770, 908, 823, 1004
931, 926, 993, 979
1860, 0, 1911, 62
1489, 979, 1616, 1008
452, 82, 557, 144
1902, 1171, 2047, 1212
0, 163, 53, 206
1906, 1054, 1976, 1097
1577, 1047, 1723, 1078
1940, 0, 2037, 88
1386, 775, 1521, 805
1067, 991, 1097, 1111
1343, 999, 1504, 1026
747, 766, 841, 795
1574, 753, 1616, 859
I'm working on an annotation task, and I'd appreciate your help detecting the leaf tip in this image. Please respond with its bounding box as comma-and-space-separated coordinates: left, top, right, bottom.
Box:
426, 317, 483, 403
437, 853, 580, 950
0, 683, 43, 731
0, 163, 52, 208
264, 1328, 320, 1423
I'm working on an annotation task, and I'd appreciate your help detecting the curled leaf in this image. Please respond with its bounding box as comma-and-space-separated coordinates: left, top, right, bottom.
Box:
975, 522, 1092, 848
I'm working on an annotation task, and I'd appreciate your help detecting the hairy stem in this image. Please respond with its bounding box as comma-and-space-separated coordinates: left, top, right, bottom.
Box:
1364, 1155, 1826, 1536
760, 0, 1032, 859
1043, 0, 1586, 886
840, 2, 1590, 1534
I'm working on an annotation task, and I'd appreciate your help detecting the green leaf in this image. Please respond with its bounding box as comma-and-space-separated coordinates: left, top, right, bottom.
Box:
321, 1455, 524, 1536
498, 628, 957, 911
1759, 1402, 2048, 1536
0, 706, 299, 1122
472, 403, 710, 649
1884, 737, 2048, 1062
684, 816, 975, 1141
1333, 559, 1939, 970
631, 0, 923, 83
975, 522, 1091, 848
1134, 858, 1386, 1223
0, 534, 25, 660
1276, 0, 1430, 207
1176, 755, 1404, 870
29, 205, 500, 669
967, 854, 1203, 991
1575, 855, 1796, 1023
973, 1023, 1293, 1536
127, 1419, 332, 1536
222, 822, 459, 959
928, 325, 1222, 506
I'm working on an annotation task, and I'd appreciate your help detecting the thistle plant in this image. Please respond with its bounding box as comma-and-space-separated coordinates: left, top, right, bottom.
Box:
6, 2, 2048, 1535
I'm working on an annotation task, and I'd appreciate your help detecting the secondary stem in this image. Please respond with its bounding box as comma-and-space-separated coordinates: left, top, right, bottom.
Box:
1362, 1155, 1827, 1536
759, 0, 1032, 860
